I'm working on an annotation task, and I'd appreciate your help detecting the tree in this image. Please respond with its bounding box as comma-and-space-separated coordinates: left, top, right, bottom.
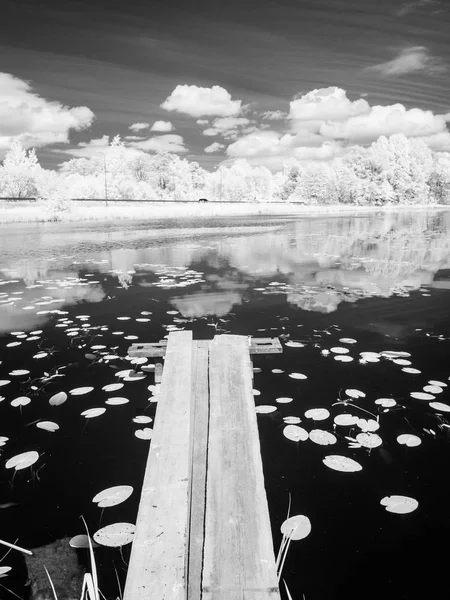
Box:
0, 139, 41, 197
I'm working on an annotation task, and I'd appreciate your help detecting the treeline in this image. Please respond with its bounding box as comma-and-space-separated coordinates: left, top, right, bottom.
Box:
0, 134, 449, 207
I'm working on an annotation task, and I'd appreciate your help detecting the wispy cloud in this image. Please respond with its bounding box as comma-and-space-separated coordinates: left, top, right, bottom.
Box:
396, 0, 444, 17
368, 46, 446, 76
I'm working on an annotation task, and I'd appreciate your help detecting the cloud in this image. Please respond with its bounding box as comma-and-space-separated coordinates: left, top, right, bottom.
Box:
417, 131, 450, 151
396, 0, 443, 17
368, 46, 446, 76
57, 135, 143, 161
289, 87, 370, 125
124, 135, 147, 141
204, 142, 225, 153
150, 120, 174, 132
0, 72, 94, 154
202, 117, 251, 139
320, 104, 450, 143
261, 110, 288, 120
129, 122, 150, 132
127, 134, 187, 153
196, 119, 210, 126
161, 84, 242, 118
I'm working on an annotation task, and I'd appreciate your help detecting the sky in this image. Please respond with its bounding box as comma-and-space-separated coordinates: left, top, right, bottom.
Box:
1, 0, 449, 171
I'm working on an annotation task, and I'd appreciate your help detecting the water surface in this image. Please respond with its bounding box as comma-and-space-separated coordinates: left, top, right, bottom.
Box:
0, 209, 449, 599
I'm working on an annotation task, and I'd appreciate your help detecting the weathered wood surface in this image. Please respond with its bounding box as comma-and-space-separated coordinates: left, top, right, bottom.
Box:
187, 340, 211, 600
128, 336, 282, 359
123, 331, 193, 600
202, 335, 280, 599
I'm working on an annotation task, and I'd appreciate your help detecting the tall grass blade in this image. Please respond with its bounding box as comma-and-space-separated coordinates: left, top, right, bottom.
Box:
44, 566, 59, 600
81, 516, 100, 600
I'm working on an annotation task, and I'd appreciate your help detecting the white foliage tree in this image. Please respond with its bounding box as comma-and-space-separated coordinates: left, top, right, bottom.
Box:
0, 140, 41, 197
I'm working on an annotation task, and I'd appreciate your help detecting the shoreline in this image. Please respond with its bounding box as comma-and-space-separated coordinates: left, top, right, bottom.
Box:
0, 200, 448, 225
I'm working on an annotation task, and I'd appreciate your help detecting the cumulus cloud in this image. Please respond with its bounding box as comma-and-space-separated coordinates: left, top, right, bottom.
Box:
202, 117, 251, 139
204, 142, 225, 153
368, 46, 446, 76
0, 72, 94, 155
127, 134, 187, 153
58, 135, 142, 160
197, 119, 209, 125
161, 85, 242, 118
320, 104, 450, 143
124, 135, 147, 141
289, 87, 370, 125
261, 110, 288, 120
396, 0, 443, 17
150, 120, 174, 132
129, 122, 150, 132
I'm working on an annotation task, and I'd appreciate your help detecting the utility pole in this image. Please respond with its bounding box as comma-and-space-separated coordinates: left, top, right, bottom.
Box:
97, 152, 108, 206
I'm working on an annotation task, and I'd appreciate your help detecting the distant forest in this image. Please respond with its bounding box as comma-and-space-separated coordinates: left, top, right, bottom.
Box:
1, 133, 449, 207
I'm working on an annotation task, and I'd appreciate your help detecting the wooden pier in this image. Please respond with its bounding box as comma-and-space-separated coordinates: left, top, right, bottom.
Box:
124, 332, 282, 600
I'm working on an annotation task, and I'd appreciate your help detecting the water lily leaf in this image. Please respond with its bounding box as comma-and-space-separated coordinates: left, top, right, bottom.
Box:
123, 373, 146, 382
255, 405, 277, 414
323, 455, 363, 472
397, 434, 421, 447
428, 380, 447, 387
0, 381, 11, 388
93, 485, 133, 508
132, 415, 152, 424
375, 398, 396, 408
356, 432, 382, 448
102, 383, 124, 392
69, 535, 99, 549
70, 387, 94, 396
276, 397, 293, 404
285, 341, 304, 348
105, 397, 129, 405
49, 391, 68, 406
130, 357, 148, 365
304, 408, 330, 421
116, 369, 135, 378
423, 385, 442, 394
288, 373, 307, 380
410, 392, 435, 401
392, 359, 411, 366
33, 352, 48, 360
402, 367, 421, 374
93, 522, 136, 547
253, 389, 261, 396
9, 370, 30, 376
330, 347, 349, 354
359, 352, 380, 360
309, 429, 337, 445
334, 355, 353, 362
381, 351, 411, 358
283, 425, 308, 442
356, 418, 379, 432
345, 389, 366, 399
36, 421, 59, 432
339, 338, 357, 344
380, 495, 418, 514
135, 428, 153, 440
280, 515, 311, 540
0, 437, 9, 447
81, 408, 106, 418
429, 402, 450, 412
283, 416, 301, 424
272, 369, 284, 374
5, 451, 39, 471
334, 414, 359, 426
11, 396, 31, 407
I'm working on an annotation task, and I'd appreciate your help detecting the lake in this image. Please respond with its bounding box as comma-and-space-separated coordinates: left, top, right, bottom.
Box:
0, 209, 449, 600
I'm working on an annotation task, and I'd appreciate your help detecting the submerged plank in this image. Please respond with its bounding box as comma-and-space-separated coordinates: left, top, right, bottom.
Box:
123, 331, 193, 600
203, 335, 281, 600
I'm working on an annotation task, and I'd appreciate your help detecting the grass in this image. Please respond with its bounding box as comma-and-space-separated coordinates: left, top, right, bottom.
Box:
0, 200, 448, 224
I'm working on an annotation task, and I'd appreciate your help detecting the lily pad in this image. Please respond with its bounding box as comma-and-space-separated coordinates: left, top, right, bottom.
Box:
283, 416, 301, 424
93, 485, 133, 508
102, 383, 124, 392
36, 421, 59, 432
283, 425, 308, 442
255, 405, 277, 414
280, 515, 311, 540
423, 385, 442, 394
375, 398, 396, 408
309, 429, 337, 445
323, 455, 362, 472
132, 416, 153, 424
5, 451, 39, 471
49, 391, 68, 406
334, 414, 359, 426
331, 347, 349, 354
289, 373, 307, 380
304, 408, 330, 421
429, 402, 450, 412
69, 535, 99, 549
105, 397, 129, 405
402, 367, 421, 374
410, 392, 435, 401
346, 389, 366, 399
380, 495, 418, 514
397, 434, 421, 447
81, 407, 106, 418
356, 432, 382, 448
135, 428, 153, 440
93, 522, 136, 547
11, 396, 31, 407
70, 387, 94, 396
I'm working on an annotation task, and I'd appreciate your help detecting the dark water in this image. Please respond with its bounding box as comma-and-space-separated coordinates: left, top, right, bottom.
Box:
0, 209, 449, 600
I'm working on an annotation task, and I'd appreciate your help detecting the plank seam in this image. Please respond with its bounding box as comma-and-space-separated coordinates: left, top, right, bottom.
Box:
199, 344, 210, 600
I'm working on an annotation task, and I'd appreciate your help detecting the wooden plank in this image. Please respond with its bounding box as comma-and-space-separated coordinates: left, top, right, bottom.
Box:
202, 335, 281, 600
187, 340, 211, 600
123, 331, 193, 600
250, 338, 283, 354
128, 341, 167, 358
